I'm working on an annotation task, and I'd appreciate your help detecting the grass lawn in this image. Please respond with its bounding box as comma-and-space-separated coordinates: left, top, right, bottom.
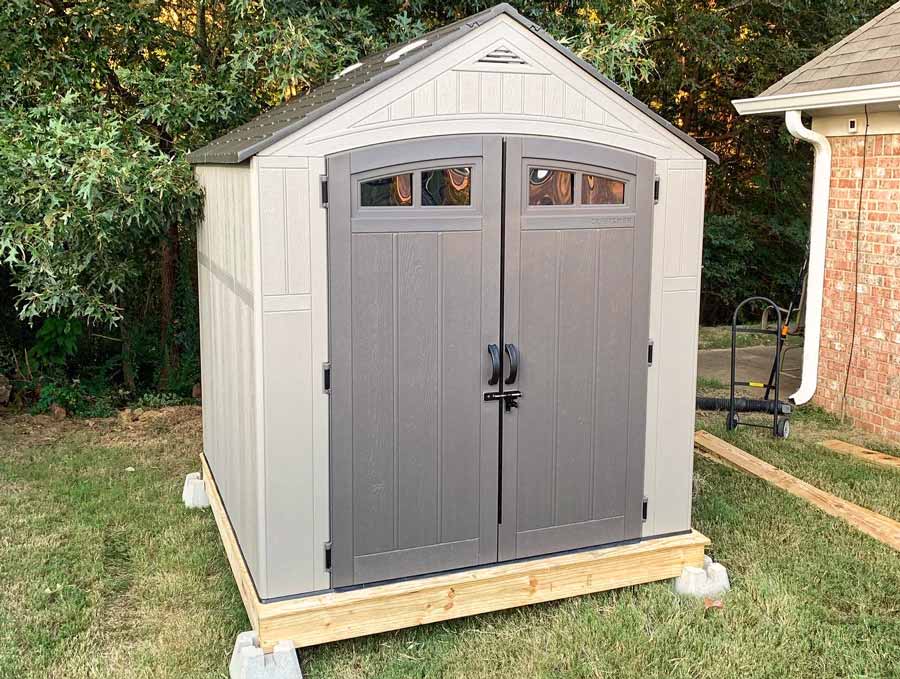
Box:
698, 325, 789, 351
1, 405, 898, 679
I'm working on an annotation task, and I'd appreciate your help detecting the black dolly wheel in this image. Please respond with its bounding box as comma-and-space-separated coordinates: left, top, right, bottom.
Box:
726, 412, 740, 431
775, 417, 790, 439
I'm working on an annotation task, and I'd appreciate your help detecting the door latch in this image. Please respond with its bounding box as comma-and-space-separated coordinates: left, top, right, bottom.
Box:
484, 390, 522, 412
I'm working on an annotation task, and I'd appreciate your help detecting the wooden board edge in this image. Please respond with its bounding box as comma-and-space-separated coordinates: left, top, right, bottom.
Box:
255, 530, 708, 650
820, 439, 900, 470
200, 453, 262, 631
694, 430, 900, 552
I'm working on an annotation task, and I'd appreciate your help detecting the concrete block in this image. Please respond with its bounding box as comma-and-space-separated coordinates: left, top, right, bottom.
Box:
230, 631, 303, 679
674, 556, 731, 598
182, 472, 210, 509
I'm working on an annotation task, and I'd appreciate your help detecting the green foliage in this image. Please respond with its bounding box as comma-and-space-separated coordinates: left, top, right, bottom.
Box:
133, 392, 188, 409
31, 319, 83, 371
635, 0, 889, 322
31, 379, 117, 419
0, 0, 894, 410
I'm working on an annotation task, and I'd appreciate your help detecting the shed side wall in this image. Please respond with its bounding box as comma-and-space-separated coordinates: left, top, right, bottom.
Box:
195, 164, 264, 589
642, 159, 706, 536
255, 157, 331, 598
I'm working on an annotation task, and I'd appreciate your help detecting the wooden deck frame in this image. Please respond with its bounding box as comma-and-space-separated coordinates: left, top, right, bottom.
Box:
201, 453, 709, 651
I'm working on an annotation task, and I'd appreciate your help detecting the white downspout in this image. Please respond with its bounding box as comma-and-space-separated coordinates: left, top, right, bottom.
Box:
784, 110, 831, 405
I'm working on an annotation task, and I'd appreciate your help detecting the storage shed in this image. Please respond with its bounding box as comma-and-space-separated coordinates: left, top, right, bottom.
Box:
188, 2, 716, 649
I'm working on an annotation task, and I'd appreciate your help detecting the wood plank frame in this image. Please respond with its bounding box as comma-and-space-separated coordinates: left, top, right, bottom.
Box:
202, 453, 708, 651
820, 439, 900, 471
694, 431, 900, 551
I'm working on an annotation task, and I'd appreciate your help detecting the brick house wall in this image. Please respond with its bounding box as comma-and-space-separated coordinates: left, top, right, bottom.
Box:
816, 133, 900, 441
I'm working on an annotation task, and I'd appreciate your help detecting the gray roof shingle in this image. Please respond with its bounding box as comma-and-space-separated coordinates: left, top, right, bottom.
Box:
188, 3, 717, 165
759, 1, 900, 97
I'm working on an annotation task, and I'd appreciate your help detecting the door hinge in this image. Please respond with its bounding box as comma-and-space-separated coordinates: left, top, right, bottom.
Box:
323, 362, 331, 394
647, 340, 654, 366
653, 176, 660, 203
642, 497, 649, 522
324, 541, 332, 571
320, 175, 328, 208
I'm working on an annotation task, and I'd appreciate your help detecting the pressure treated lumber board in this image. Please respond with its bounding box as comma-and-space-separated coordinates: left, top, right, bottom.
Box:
201, 454, 708, 651
694, 431, 900, 551
200, 453, 260, 630
820, 439, 900, 471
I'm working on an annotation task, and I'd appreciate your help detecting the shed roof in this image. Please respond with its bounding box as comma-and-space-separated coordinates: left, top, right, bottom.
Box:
187, 3, 717, 165
759, 1, 900, 97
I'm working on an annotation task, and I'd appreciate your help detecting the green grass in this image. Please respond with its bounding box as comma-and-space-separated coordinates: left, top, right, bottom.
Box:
1, 407, 899, 678
698, 325, 789, 351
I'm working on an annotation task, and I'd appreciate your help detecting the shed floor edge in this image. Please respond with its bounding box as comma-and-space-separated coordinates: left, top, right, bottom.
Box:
200, 453, 709, 651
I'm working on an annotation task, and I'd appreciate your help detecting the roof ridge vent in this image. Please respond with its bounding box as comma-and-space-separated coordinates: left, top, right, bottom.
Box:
478, 46, 527, 65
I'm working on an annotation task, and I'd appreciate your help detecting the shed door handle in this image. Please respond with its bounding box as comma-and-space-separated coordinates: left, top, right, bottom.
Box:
504, 343, 519, 385
487, 344, 501, 385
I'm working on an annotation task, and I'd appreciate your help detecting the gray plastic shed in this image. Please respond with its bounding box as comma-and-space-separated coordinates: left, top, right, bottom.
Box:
188, 3, 716, 647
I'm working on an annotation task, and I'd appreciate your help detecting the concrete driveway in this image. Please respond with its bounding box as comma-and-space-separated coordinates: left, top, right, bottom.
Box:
697, 344, 803, 396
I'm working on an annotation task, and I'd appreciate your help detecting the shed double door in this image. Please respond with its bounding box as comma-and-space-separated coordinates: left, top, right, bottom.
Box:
328, 135, 654, 587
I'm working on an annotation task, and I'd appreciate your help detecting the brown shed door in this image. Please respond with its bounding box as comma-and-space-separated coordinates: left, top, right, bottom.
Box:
328, 136, 653, 586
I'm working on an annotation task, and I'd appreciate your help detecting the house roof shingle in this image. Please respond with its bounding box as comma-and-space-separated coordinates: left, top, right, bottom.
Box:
759, 1, 900, 97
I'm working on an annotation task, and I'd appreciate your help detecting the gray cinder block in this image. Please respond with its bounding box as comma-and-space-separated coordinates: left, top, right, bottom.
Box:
229, 631, 303, 679
182, 472, 210, 509
673, 555, 731, 598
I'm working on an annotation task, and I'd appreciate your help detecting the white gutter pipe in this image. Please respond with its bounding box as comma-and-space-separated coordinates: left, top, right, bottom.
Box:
784, 110, 831, 405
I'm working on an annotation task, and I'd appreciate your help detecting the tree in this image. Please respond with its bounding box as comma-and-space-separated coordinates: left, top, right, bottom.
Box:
0, 0, 660, 394
635, 0, 890, 322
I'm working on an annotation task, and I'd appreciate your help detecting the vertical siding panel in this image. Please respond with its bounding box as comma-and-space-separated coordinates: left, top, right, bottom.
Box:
458, 71, 480, 114
413, 79, 436, 118
480, 72, 502, 113
259, 168, 287, 294
435, 71, 458, 115
195, 164, 262, 590
654, 290, 698, 533
642, 160, 668, 536
391, 92, 413, 120
564, 86, 585, 121
263, 311, 315, 593
285, 169, 311, 294
501, 73, 523, 114
522, 74, 545, 116
679, 170, 704, 277
307, 157, 331, 591
663, 170, 686, 277
545, 76, 565, 118
584, 99, 606, 126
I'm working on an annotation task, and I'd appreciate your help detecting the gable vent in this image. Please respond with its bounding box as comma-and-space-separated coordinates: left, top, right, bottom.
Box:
478, 47, 527, 65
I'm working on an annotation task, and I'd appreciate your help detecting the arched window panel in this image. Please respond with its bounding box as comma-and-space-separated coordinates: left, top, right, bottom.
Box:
360, 173, 413, 207
582, 174, 625, 205
528, 168, 574, 206
422, 167, 472, 206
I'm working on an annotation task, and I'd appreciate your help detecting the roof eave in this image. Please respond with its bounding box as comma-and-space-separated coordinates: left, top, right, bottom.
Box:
733, 81, 900, 116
